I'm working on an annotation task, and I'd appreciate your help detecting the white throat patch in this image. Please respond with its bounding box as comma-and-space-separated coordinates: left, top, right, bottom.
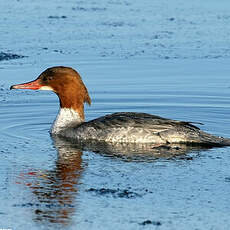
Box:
40, 86, 53, 91
51, 108, 83, 134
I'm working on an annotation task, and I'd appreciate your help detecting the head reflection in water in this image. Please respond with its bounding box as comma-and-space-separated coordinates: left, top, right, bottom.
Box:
18, 137, 83, 225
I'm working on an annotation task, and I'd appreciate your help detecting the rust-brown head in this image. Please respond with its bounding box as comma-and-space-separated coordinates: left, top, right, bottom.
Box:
10, 66, 91, 120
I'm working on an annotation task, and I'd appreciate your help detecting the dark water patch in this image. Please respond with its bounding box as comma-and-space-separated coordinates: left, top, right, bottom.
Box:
139, 220, 162, 226
53, 49, 64, 54
167, 17, 176, 21
101, 21, 124, 27
0, 52, 26, 61
224, 177, 230, 182
85, 187, 142, 198
48, 15, 67, 19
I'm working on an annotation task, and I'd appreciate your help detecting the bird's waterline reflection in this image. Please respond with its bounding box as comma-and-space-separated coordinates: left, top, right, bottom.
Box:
16, 135, 214, 227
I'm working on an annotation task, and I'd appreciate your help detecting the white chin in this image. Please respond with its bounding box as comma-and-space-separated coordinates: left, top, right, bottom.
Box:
39, 86, 53, 91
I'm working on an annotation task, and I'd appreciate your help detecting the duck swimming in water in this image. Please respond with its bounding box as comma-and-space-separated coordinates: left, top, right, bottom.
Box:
10, 66, 230, 147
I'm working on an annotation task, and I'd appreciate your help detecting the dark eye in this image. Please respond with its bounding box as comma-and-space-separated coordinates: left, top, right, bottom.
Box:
43, 76, 52, 82
43, 76, 48, 82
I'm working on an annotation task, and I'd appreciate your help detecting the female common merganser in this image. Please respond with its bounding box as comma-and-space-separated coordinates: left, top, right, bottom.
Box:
10, 66, 230, 146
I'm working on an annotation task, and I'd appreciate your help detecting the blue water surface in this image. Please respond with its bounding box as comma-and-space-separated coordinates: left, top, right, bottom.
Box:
0, 0, 230, 229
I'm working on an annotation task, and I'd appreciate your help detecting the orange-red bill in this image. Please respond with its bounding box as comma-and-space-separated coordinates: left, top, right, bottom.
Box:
10, 78, 42, 90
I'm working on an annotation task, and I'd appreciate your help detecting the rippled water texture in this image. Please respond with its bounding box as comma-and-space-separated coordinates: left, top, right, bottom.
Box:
1, 0, 230, 230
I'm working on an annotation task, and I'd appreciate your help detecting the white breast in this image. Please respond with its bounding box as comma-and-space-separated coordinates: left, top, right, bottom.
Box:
51, 108, 83, 134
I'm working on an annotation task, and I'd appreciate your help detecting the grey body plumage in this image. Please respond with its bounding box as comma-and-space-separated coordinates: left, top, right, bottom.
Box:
56, 112, 230, 147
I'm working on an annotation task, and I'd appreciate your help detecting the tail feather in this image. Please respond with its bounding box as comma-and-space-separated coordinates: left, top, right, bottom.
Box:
198, 131, 230, 147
